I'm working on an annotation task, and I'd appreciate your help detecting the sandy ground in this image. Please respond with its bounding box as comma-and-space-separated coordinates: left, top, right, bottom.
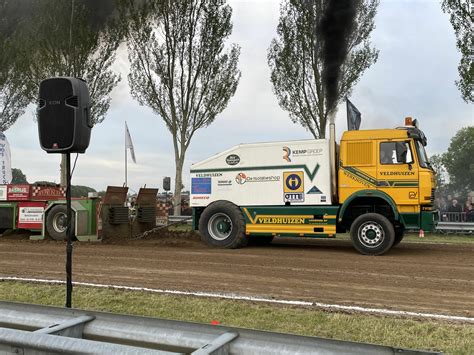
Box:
0, 233, 472, 317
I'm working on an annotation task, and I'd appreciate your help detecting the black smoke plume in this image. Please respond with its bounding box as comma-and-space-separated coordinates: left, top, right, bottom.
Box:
317, 0, 360, 115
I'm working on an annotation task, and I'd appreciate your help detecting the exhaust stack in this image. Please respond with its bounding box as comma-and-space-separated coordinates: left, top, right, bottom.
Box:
329, 119, 338, 204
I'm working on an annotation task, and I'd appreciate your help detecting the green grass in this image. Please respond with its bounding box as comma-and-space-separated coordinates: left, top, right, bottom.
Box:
0, 281, 472, 354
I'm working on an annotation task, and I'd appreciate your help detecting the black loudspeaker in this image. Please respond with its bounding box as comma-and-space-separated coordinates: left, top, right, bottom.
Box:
37, 77, 92, 153
163, 177, 171, 192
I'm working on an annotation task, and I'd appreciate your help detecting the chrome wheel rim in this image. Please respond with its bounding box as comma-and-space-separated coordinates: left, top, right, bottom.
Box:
358, 221, 384, 248
52, 212, 67, 233
208, 213, 233, 241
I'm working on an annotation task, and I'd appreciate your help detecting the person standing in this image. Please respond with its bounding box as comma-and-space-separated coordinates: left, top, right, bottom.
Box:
448, 199, 463, 221
464, 201, 474, 222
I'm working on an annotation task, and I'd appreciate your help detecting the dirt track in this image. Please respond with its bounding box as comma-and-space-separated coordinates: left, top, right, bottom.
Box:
0, 234, 473, 318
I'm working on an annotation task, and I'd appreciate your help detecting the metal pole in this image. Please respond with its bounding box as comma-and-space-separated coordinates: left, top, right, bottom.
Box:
66, 153, 73, 308
125, 123, 127, 187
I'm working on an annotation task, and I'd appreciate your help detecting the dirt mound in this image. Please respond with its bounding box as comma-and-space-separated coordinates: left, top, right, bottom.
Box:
102, 229, 203, 248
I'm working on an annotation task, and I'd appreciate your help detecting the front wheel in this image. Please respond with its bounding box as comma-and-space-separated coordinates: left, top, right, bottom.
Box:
350, 213, 395, 255
392, 227, 405, 247
199, 201, 247, 248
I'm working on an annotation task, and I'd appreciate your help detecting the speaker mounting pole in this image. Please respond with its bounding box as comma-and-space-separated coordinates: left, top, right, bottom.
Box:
65, 153, 73, 308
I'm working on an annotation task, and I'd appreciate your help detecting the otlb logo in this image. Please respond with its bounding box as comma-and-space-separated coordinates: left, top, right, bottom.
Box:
283, 171, 305, 203
283, 146, 291, 162
285, 174, 302, 191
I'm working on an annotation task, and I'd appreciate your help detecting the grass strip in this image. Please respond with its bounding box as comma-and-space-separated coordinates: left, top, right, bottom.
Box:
0, 281, 472, 354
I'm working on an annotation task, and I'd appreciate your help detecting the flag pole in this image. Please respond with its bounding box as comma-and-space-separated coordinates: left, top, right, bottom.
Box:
125, 121, 127, 187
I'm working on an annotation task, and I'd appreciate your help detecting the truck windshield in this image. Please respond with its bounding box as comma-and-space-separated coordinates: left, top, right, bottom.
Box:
415, 140, 430, 169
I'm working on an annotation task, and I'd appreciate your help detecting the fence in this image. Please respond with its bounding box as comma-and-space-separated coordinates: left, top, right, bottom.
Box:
436, 212, 474, 234
0, 301, 439, 354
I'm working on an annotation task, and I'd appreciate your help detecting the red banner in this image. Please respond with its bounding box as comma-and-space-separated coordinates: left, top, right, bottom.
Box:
31, 185, 65, 201
7, 184, 31, 201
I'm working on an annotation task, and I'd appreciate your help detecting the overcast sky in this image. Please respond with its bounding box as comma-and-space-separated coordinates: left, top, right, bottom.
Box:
7, 0, 473, 193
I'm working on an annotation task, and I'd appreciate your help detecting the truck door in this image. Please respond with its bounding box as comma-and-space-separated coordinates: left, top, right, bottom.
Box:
376, 140, 419, 206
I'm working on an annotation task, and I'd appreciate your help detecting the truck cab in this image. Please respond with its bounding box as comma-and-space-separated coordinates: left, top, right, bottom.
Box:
338, 118, 436, 246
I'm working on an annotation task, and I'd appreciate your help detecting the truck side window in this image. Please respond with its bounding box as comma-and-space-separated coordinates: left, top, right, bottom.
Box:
380, 142, 413, 164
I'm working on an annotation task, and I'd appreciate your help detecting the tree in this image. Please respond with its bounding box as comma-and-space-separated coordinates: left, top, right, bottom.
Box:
442, 0, 473, 103
442, 126, 474, 192
71, 185, 97, 198
0, 1, 32, 132
125, 0, 241, 215
429, 154, 448, 198
11, 168, 28, 184
268, 0, 379, 138
19, 0, 123, 185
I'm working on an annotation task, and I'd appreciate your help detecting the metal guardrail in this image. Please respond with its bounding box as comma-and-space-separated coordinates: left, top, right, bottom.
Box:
0, 301, 439, 354
436, 221, 474, 234
433, 212, 474, 234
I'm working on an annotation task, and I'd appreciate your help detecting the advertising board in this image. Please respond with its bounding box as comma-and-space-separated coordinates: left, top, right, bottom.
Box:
17, 201, 46, 230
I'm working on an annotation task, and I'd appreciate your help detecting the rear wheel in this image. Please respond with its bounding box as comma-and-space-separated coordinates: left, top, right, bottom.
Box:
199, 201, 247, 248
350, 213, 395, 255
46, 205, 75, 241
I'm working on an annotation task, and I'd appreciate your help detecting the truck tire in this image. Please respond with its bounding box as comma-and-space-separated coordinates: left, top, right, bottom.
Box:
46, 205, 75, 241
350, 213, 395, 255
248, 235, 274, 246
199, 201, 247, 248
392, 227, 405, 247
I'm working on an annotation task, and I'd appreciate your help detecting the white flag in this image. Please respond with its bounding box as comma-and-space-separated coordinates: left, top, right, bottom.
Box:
125, 122, 136, 163
0, 132, 12, 184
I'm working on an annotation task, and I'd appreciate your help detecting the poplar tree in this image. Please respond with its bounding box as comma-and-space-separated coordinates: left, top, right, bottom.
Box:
442, 0, 473, 103
268, 0, 379, 138
125, 0, 241, 215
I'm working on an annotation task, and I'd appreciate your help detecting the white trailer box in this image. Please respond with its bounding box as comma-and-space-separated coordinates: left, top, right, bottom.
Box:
190, 139, 333, 207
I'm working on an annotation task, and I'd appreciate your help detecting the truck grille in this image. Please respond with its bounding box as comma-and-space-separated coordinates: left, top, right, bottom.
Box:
430, 188, 435, 204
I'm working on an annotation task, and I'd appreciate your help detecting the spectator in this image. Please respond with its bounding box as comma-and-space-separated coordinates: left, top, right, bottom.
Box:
464, 201, 474, 222
435, 197, 447, 221
448, 199, 462, 212
448, 199, 463, 221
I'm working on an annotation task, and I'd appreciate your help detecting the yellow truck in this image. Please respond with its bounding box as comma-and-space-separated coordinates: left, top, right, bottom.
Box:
190, 118, 436, 255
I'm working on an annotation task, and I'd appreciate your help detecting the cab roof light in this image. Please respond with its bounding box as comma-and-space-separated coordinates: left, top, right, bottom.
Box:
405, 116, 419, 128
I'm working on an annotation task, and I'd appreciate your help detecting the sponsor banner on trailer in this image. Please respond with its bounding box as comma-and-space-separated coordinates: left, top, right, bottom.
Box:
283, 171, 304, 203
282, 146, 323, 163
225, 154, 240, 166
235, 173, 280, 185
191, 178, 212, 194
7, 184, 31, 201
17, 202, 46, 230
190, 139, 332, 207
31, 185, 66, 200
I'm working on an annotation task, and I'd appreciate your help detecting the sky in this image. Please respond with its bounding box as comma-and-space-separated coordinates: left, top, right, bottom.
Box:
6, 0, 473, 194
